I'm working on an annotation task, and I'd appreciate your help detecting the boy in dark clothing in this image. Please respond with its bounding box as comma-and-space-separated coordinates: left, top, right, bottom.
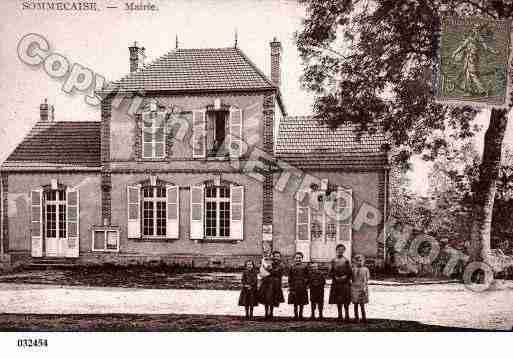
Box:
309, 262, 326, 320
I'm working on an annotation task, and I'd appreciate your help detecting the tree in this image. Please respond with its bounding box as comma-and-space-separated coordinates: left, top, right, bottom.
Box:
427, 139, 479, 244
296, 0, 512, 262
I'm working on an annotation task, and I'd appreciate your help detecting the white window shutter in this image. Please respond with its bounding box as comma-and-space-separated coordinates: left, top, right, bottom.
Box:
337, 187, 353, 259
127, 185, 141, 239
192, 110, 206, 158
30, 189, 43, 257
166, 184, 179, 239
66, 187, 80, 258
230, 185, 244, 240
190, 185, 204, 239
296, 191, 311, 261
228, 108, 243, 158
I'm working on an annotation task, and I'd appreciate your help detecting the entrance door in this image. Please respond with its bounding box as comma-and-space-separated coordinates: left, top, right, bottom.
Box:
310, 195, 337, 261
45, 189, 67, 257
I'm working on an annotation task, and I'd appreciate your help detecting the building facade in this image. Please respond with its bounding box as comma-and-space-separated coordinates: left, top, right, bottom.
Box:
1, 38, 389, 268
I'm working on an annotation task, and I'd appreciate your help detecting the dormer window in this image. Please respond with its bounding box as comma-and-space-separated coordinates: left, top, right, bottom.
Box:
142, 110, 166, 159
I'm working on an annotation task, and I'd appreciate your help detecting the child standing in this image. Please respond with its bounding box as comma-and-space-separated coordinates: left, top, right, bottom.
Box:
238, 260, 259, 320
287, 252, 309, 320
351, 254, 370, 323
308, 262, 326, 320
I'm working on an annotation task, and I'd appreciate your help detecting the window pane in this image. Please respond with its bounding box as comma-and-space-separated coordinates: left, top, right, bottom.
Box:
143, 143, 153, 158
94, 230, 106, 250
143, 114, 153, 128
206, 187, 216, 198
106, 231, 118, 250
46, 204, 56, 238
58, 190, 66, 201
156, 187, 166, 198
156, 201, 166, 236
220, 186, 230, 198
47, 191, 56, 201
59, 204, 66, 238
206, 201, 217, 237
298, 208, 309, 224
219, 201, 230, 237
143, 187, 153, 198
298, 223, 309, 241
311, 214, 322, 241
155, 126, 164, 142
143, 201, 154, 236
155, 143, 164, 157
143, 129, 153, 143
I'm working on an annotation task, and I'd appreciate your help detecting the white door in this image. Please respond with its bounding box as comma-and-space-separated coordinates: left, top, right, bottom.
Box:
310, 194, 337, 261
45, 189, 67, 257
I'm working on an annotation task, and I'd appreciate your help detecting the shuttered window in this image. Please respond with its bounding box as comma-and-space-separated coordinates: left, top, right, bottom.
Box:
190, 183, 245, 240
127, 184, 179, 240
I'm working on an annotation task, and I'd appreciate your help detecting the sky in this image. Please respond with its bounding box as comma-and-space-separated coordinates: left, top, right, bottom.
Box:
1, 0, 512, 194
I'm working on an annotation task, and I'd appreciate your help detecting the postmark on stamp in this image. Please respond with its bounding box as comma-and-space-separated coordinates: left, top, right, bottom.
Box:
434, 17, 512, 108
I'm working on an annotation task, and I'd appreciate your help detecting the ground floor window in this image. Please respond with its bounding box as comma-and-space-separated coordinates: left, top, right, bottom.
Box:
205, 185, 230, 238
142, 186, 167, 237
127, 182, 179, 240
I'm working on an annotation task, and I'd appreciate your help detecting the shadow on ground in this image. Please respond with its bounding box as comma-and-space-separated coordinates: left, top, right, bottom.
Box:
0, 314, 489, 332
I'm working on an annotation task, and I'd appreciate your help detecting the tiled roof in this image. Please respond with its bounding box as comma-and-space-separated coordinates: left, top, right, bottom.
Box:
276, 116, 389, 168
2, 121, 101, 169
108, 47, 276, 93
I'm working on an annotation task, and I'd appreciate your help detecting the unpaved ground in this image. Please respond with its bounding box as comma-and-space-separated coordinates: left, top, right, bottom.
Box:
0, 281, 512, 330
0, 268, 457, 290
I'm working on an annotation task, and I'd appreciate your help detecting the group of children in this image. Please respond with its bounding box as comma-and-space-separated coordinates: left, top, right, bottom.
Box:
238, 244, 370, 322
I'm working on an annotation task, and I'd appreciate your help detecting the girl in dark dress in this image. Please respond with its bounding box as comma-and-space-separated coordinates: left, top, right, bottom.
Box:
329, 244, 352, 321
308, 262, 326, 320
258, 250, 285, 319
238, 260, 259, 320
288, 252, 309, 319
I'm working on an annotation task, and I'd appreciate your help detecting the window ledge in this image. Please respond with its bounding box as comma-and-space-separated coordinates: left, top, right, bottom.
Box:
129, 237, 179, 242
195, 238, 242, 244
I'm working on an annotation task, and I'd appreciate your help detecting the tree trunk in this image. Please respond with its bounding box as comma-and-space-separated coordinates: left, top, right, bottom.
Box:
469, 108, 509, 262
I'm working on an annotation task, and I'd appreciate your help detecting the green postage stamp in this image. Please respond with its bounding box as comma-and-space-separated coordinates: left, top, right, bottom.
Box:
435, 17, 513, 108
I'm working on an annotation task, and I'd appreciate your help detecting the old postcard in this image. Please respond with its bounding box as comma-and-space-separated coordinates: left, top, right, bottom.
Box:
0, 0, 512, 354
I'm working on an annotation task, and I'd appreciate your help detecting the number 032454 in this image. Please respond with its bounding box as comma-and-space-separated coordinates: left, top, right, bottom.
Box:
17, 338, 48, 347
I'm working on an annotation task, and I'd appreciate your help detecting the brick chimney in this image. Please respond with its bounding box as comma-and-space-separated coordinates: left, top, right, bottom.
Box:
129, 41, 146, 73
270, 37, 282, 88
40, 99, 48, 122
